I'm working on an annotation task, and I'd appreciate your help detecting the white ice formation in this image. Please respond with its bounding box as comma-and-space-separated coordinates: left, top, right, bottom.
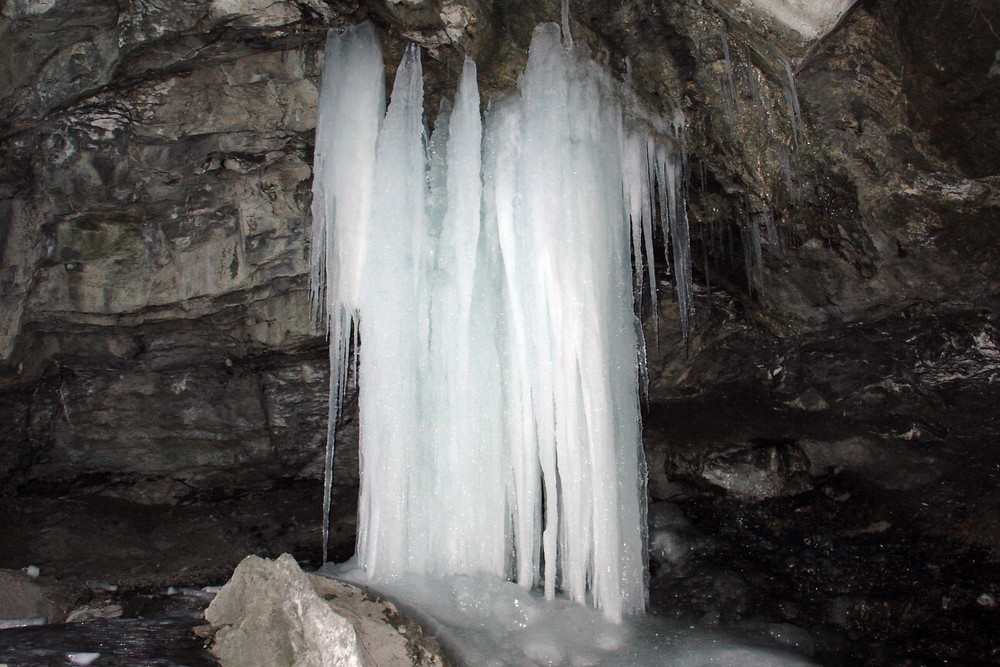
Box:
310, 20, 691, 621
309, 22, 385, 565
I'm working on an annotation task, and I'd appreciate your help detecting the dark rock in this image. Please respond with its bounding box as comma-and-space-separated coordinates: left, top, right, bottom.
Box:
28, 362, 271, 479
0, 477, 358, 587
798, 436, 940, 491
259, 352, 360, 485
699, 438, 813, 500
0, 569, 73, 624
648, 500, 690, 531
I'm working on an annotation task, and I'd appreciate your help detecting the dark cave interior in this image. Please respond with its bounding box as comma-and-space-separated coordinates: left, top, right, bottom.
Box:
1, 0, 999, 664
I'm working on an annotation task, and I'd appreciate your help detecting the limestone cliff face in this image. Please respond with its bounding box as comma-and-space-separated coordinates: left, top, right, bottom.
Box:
0, 0, 997, 492
0, 0, 352, 483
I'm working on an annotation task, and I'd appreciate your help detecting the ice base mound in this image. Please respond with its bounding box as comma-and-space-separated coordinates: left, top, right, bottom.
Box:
323, 562, 816, 667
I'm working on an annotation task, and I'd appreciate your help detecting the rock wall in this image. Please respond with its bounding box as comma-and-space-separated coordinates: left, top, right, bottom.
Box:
0, 0, 354, 486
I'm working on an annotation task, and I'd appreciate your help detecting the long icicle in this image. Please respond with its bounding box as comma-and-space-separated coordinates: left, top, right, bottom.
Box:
309, 23, 384, 563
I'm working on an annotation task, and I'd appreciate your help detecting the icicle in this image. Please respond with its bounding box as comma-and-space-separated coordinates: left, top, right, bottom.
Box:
309, 23, 384, 320
741, 227, 754, 298
483, 90, 540, 592
778, 53, 805, 147
742, 207, 765, 296
309, 22, 384, 563
653, 111, 694, 342
561, 0, 573, 48
425, 97, 452, 234
426, 56, 504, 577
622, 130, 657, 341
762, 208, 783, 257
702, 233, 711, 297
672, 108, 690, 188
487, 23, 650, 617
635, 315, 650, 401
744, 45, 763, 108
718, 29, 738, 111
752, 217, 764, 292
777, 145, 795, 198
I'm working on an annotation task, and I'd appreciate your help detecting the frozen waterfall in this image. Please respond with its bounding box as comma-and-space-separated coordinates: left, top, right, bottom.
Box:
311, 21, 690, 621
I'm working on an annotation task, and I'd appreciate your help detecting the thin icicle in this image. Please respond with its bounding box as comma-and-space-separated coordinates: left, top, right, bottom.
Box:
701, 232, 711, 298
672, 112, 693, 340
762, 208, 783, 257
750, 213, 764, 290
778, 53, 805, 147
652, 112, 694, 342
622, 130, 657, 341
744, 45, 763, 107
719, 29, 738, 111
742, 208, 765, 296
777, 145, 795, 198
635, 315, 650, 401
561, 0, 573, 48
673, 108, 689, 176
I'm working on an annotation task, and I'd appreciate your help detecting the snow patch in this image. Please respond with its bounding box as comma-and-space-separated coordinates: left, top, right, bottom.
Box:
742, 0, 859, 40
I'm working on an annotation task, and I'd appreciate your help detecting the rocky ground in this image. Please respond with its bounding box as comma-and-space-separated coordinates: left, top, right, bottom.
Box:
1, 358, 998, 665
636, 287, 1000, 664
645, 390, 1000, 665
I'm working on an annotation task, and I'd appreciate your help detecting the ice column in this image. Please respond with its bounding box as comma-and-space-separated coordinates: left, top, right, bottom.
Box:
311, 20, 690, 622
483, 25, 648, 618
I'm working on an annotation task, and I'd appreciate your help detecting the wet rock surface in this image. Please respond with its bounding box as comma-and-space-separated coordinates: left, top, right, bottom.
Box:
649, 474, 1000, 665
0, 588, 218, 666
636, 280, 1000, 663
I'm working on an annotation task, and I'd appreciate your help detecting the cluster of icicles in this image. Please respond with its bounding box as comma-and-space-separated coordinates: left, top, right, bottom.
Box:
310, 20, 691, 621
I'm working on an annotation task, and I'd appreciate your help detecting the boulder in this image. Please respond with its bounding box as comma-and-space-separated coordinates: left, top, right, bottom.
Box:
310, 577, 447, 667
700, 439, 812, 500
205, 553, 447, 667
0, 568, 70, 624
205, 553, 370, 667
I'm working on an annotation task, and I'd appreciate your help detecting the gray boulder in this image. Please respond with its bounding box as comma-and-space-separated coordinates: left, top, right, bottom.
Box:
205, 553, 447, 667
205, 553, 370, 667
